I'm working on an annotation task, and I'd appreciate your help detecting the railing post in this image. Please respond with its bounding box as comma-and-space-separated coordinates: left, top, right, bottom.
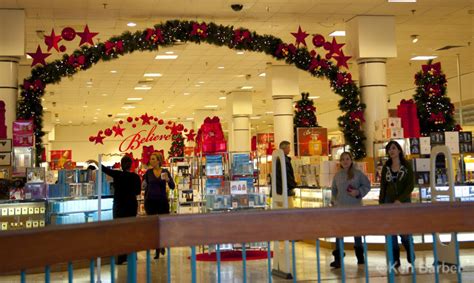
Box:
190, 246, 197, 283
315, 239, 321, 283
385, 236, 395, 283
127, 253, 137, 283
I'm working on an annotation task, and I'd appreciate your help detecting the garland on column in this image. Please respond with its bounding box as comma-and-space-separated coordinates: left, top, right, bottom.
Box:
168, 133, 185, 158
413, 61, 460, 135
19, 20, 367, 164
294, 92, 319, 127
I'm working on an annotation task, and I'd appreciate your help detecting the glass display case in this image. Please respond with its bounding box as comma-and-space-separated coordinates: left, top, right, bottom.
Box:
0, 200, 46, 231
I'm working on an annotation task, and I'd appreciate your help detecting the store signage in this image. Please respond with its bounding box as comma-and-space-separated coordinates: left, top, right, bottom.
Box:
119, 125, 172, 152
296, 127, 328, 156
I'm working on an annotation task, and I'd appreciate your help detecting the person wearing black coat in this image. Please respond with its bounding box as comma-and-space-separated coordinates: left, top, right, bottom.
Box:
275, 140, 297, 207
101, 155, 141, 264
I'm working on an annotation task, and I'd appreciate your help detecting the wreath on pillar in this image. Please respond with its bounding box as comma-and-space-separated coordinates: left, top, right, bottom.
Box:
18, 20, 366, 164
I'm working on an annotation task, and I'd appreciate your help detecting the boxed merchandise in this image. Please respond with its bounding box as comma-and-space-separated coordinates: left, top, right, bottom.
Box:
420, 137, 431, 154
229, 180, 247, 195
24, 183, 48, 199
409, 138, 421, 155
248, 193, 265, 207
26, 167, 46, 183
205, 155, 223, 176
459, 132, 472, 143
384, 128, 404, 139
430, 132, 445, 144
206, 178, 223, 195
231, 195, 248, 208
445, 131, 459, 144
414, 158, 430, 172
232, 153, 253, 175
382, 118, 401, 129
206, 194, 231, 210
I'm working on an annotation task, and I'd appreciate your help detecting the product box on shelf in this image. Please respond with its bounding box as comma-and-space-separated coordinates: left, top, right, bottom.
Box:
0, 139, 12, 152
24, 183, 48, 199
231, 194, 248, 208
206, 194, 231, 210
430, 132, 445, 145
229, 180, 248, 195
382, 118, 401, 129
248, 193, 265, 207
231, 153, 253, 175
408, 138, 421, 155
459, 132, 472, 143
414, 158, 431, 172
206, 178, 223, 195
384, 128, 404, 139
26, 167, 46, 183
420, 137, 431, 155
205, 155, 223, 176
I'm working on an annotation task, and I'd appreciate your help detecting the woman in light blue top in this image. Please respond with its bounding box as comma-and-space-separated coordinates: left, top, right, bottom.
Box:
330, 152, 371, 268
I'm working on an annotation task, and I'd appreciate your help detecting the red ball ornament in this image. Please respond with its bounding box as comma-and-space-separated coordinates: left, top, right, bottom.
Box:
61, 27, 76, 41
158, 119, 164, 125
154, 118, 158, 121
89, 136, 95, 142
323, 42, 332, 51
134, 117, 139, 121
98, 130, 103, 134
325, 53, 332, 60
104, 128, 112, 136
132, 124, 136, 128
184, 129, 188, 133
312, 34, 325, 47
127, 117, 133, 123
59, 45, 67, 52
167, 121, 172, 125
119, 120, 124, 124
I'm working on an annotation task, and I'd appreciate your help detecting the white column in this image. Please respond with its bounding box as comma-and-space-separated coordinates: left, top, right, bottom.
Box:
266, 65, 299, 154
227, 91, 252, 152
0, 56, 19, 139
346, 16, 397, 156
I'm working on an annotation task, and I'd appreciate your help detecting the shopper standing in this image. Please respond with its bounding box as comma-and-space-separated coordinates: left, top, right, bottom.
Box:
379, 140, 415, 268
143, 152, 175, 259
275, 140, 297, 208
330, 152, 371, 268
101, 155, 141, 264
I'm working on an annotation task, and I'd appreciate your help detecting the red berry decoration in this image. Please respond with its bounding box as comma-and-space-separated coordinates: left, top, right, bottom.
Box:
135, 117, 139, 121
132, 124, 136, 128
127, 117, 133, 123
325, 53, 332, 59
312, 34, 325, 47
184, 129, 188, 133
89, 136, 95, 142
104, 128, 112, 136
61, 27, 76, 41
98, 130, 103, 134
323, 42, 332, 51
167, 121, 172, 125
154, 118, 158, 121
119, 120, 124, 124
158, 119, 164, 125
59, 45, 67, 52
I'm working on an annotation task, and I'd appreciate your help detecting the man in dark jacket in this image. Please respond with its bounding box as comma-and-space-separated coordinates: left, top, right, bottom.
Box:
275, 141, 297, 207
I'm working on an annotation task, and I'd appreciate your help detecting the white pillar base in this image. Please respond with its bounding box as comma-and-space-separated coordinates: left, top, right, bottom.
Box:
0, 56, 19, 139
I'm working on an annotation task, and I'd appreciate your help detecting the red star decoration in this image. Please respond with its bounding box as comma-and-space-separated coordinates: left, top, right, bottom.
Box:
112, 124, 125, 137
328, 37, 345, 56
185, 129, 196, 142
77, 25, 99, 46
94, 132, 105, 145
291, 26, 309, 47
44, 29, 62, 52
27, 45, 51, 67
140, 113, 153, 125
333, 51, 351, 69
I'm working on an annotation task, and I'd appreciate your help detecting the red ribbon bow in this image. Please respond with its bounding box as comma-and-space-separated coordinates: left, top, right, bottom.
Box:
23, 79, 44, 91
336, 72, 353, 86
145, 28, 164, 43
105, 40, 124, 55
400, 99, 415, 104
275, 43, 296, 57
190, 23, 208, 38
422, 62, 441, 74
67, 54, 86, 68
349, 110, 365, 123
233, 29, 251, 44
429, 112, 446, 123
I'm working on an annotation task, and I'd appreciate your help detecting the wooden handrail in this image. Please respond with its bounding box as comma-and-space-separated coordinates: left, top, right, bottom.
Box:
1, 202, 473, 273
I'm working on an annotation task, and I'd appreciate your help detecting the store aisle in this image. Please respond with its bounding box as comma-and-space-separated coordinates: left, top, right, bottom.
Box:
2, 242, 474, 282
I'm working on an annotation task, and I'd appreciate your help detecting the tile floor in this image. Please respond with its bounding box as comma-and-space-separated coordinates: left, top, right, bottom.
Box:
2, 242, 473, 282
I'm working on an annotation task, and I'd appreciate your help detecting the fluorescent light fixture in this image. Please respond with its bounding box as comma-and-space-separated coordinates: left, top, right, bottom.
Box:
134, 86, 152, 90
218, 66, 225, 69
144, 73, 162, 77
183, 92, 190, 96
82, 105, 88, 108
113, 118, 121, 122
309, 96, 320, 99
236, 51, 244, 55
410, 55, 437, 61
250, 116, 261, 120
186, 117, 194, 120
329, 30, 346, 37
241, 86, 253, 90
155, 54, 178, 60
165, 51, 174, 54
259, 72, 266, 77
198, 81, 205, 84
86, 81, 93, 85
122, 105, 136, 109
102, 94, 108, 96
116, 113, 129, 116
219, 96, 226, 100
388, 0, 416, 2
127, 22, 137, 27
195, 84, 201, 87
110, 70, 117, 73
96, 108, 101, 111
205, 105, 218, 108
265, 111, 273, 114
127, 97, 143, 101
26, 54, 32, 59
145, 78, 154, 81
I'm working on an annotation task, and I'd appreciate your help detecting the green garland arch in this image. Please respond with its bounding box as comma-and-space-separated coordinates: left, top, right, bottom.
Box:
18, 19, 366, 164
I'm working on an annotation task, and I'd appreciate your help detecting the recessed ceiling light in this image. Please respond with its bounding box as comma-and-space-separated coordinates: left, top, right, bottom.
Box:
144, 73, 162, 77
265, 111, 273, 114
250, 116, 261, 120
410, 55, 437, 61
195, 84, 201, 87
82, 105, 88, 108
122, 105, 136, 109
411, 34, 419, 43
96, 108, 101, 111
219, 96, 226, 100
26, 54, 32, 59
329, 31, 346, 37
155, 55, 178, 60
309, 96, 320, 99
165, 51, 174, 54
134, 86, 152, 90
218, 66, 225, 69
127, 97, 143, 101
241, 86, 253, 90
259, 72, 266, 77
236, 51, 244, 55
93, 117, 98, 120
198, 81, 205, 84
127, 22, 137, 27
110, 70, 117, 73
183, 92, 190, 96
186, 117, 194, 120
205, 105, 218, 108
102, 94, 108, 96
116, 113, 129, 116
68, 120, 72, 124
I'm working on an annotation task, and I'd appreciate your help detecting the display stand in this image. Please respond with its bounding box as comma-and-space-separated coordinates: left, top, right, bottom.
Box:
271, 149, 293, 279
430, 146, 458, 266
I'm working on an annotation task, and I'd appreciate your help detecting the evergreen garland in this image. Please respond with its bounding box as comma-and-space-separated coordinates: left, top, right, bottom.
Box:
413, 61, 459, 135
168, 133, 185, 158
18, 20, 367, 163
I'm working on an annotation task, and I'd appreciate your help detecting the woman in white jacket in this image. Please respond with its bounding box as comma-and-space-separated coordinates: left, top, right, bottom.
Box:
330, 152, 371, 268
